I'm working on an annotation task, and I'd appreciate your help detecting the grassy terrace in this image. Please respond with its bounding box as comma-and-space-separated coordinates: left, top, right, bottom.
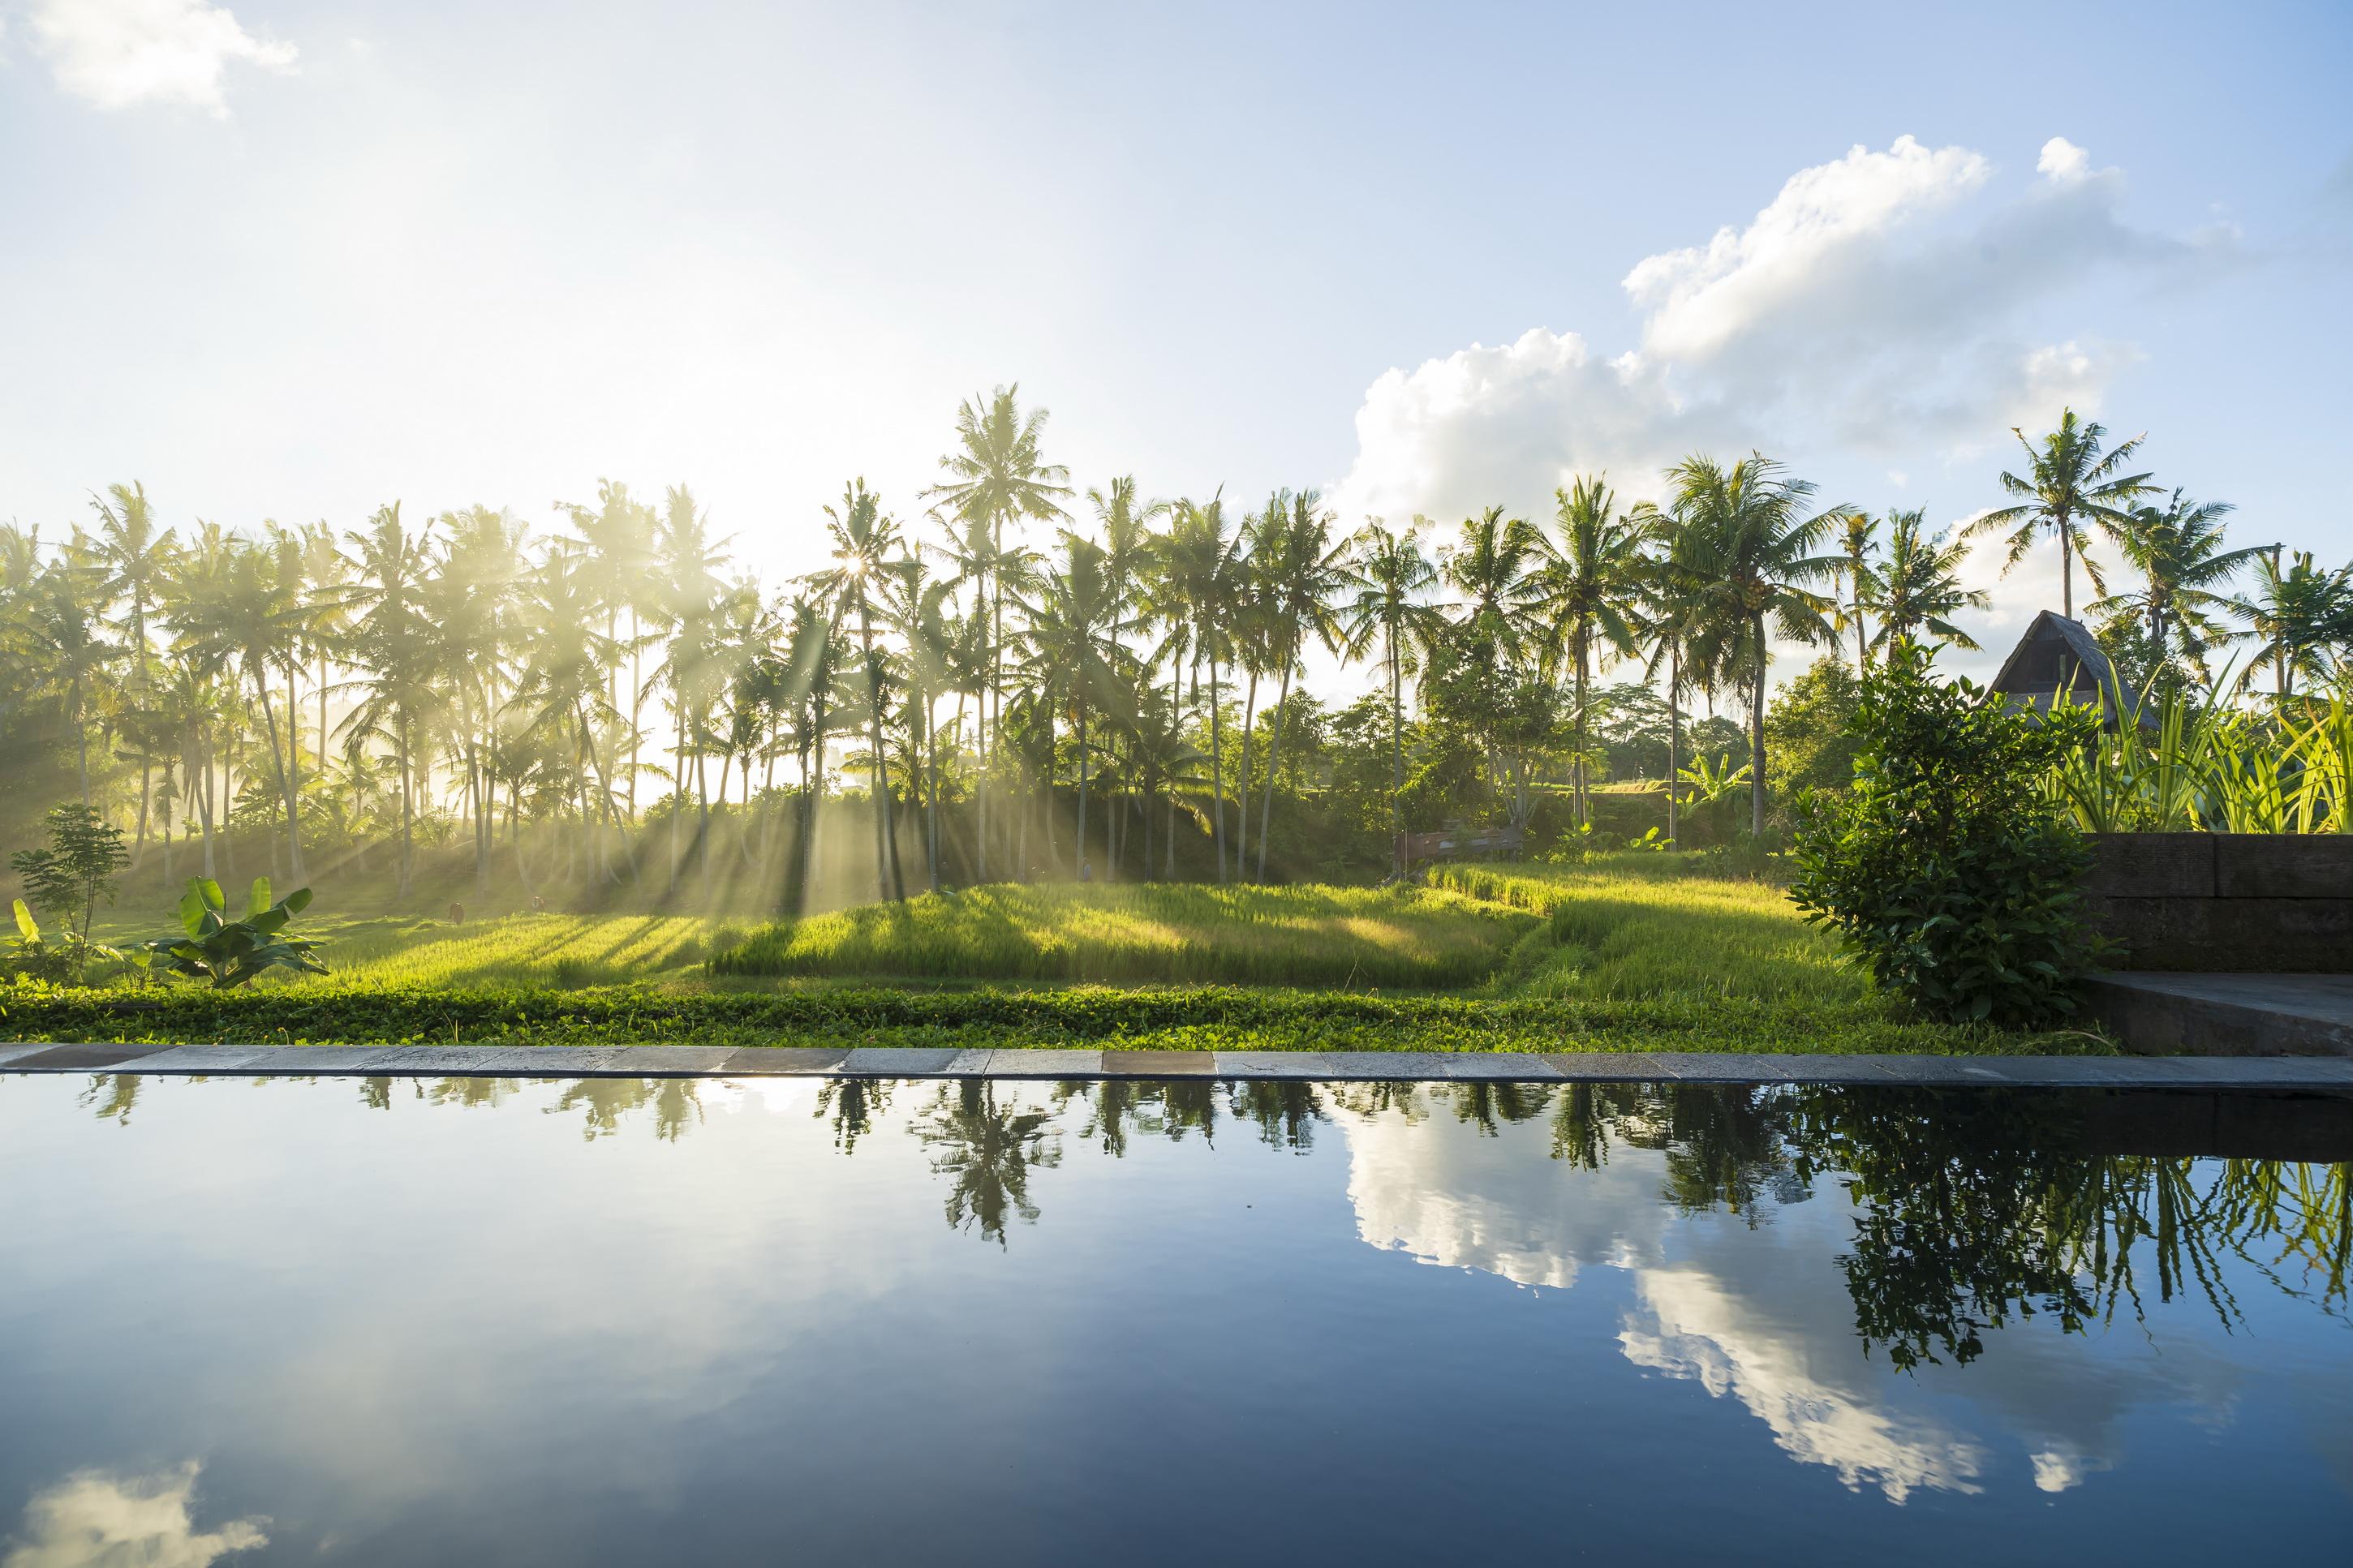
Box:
11, 855, 2106, 1055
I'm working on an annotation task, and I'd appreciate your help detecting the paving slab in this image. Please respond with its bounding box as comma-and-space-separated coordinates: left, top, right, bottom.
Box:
2087, 972, 2353, 1057
112, 1044, 286, 1074
1541, 1053, 1675, 1081
941, 1049, 1000, 1076
717, 1046, 852, 1076
1101, 1050, 1219, 1076
591, 1046, 738, 1076
1439, 1053, 1567, 1080
1206, 1051, 1340, 1080
980, 1050, 1104, 1078
0, 1044, 60, 1068
7, 1042, 174, 1072
835, 1047, 964, 1076
239, 1046, 408, 1075
353, 1046, 530, 1076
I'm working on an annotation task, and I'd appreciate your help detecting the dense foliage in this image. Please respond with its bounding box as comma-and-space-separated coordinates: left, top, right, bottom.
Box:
1791, 646, 2102, 1027
11, 398, 2333, 924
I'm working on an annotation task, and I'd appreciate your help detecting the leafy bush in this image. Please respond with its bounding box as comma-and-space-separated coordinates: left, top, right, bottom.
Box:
10, 802, 129, 966
1789, 644, 2103, 1028
138, 878, 329, 989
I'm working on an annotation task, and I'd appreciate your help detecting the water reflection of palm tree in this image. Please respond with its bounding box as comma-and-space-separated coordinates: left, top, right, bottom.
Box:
1231, 1081, 1323, 1151
546, 1078, 704, 1142
1448, 1081, 1550, 1137
917, 1080, 1061, 1246
80, 1072, 140, 1125
817, 1078, 893, 1153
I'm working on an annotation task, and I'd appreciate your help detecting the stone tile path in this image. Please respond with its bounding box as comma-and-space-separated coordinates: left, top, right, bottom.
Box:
4, 1041, 2351, 1089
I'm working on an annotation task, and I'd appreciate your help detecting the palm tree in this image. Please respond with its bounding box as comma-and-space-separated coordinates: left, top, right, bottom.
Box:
342, 504, 439, 895
10, 561, 120, 810
1252, 490, 1346, 880
777, 593, 847, 911
1869, 509, 1989, 656
812, 479, 905, 903
508, 542, 624, 886
561, 479, 660, 823
2234, 549, 2353, 699
1968, 410, 2153, 620
1658, 453, 1842, 837
923, 386, 1070, 883
1019, 532, 1125, 879
1156, 494, 1241, 881
221, 527, 310, 879
1834, 509, 1881, 669
1627, 543, 1711, 850
1541, 477, 1645, 827
91, 481, 178, 862
2094, 490, 2265, 677
1442, 504, 1551, 665
1339, 520, 1443, 877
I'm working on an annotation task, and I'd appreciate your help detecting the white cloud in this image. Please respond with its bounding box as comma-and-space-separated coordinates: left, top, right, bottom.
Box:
28, 0, 296, 116
1327, 135, 2226, 538
2037, 136, 2092, 182
2, 1462, 268, 1568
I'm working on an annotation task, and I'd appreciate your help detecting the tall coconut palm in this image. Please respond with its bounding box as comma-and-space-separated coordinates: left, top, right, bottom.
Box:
509, 542, 624, 885
922, 386, 1070, 882
342, 504, 440, 896
1252, 490, 1346, 881
1156, 494, 1241, 881
2233, 549, 2353, 699
1869, 509, 1989, 657
1442, 504, 1551, 666
1540, 477, 1645, 827
1339, 520, 1444, 877
10, 560, 120, 810
1658, 453, 1842, 837
1968, 410, 2153, 620
777, 593, 846, 911
1834, 509, 1881, 669
91, 481, 178, 861
812, 479, 905, 903
561, 479, 660, 823
2094, 490, 2265, 674
1018, 533, 1121, 878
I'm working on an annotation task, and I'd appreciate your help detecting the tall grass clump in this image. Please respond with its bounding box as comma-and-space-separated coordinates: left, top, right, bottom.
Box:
708, 883, 1531, 987
2050, 680, 2353, 834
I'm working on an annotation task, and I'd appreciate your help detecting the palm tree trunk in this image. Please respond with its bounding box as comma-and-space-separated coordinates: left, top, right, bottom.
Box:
1667, 644, 1682, 850
1236, 668, 1258, 870
397, 711, 414, 898
72, 676, 89, 810
1574, 637, 1590, 829
861, 611, 890, 904
1256, 659, 1295, 883
2059, 518, 2075, 620
1207, 658, 1228, 883
256, 674, 301, 883
1749, 618, 1768, 840
1074, 698, 1090, 880
1389, 625, 1404, 880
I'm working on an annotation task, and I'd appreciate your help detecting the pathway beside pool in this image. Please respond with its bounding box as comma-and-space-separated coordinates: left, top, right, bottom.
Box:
3, 1042, 2351, 1089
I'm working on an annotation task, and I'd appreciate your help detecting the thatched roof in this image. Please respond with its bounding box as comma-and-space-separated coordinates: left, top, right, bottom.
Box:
1988, 611, 2143, 726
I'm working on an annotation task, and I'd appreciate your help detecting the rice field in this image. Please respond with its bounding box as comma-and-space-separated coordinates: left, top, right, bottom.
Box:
1422, 858, 1870, 1006
708, 883, 1535, 987
260, 913, 716, 990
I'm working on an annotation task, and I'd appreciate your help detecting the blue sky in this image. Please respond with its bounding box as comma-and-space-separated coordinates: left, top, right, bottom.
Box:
2, 0, 2348, 677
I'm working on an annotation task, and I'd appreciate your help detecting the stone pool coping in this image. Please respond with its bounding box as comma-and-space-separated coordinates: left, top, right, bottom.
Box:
4, 1042, 2351, 1089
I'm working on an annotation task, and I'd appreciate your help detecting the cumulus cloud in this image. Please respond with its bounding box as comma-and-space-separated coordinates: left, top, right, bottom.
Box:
28, 0, 296, 116
2, 1462, 267, 1568
1328, 135, 2230, 530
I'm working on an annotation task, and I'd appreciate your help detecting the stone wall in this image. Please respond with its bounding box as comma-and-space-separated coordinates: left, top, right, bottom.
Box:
2082, 833, 2352, 971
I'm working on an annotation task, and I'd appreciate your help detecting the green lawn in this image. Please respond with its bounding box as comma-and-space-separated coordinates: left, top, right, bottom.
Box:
15, 854, 2106, 1055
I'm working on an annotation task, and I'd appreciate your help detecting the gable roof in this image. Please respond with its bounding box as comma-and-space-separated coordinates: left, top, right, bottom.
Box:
1988, 610, 2149, 726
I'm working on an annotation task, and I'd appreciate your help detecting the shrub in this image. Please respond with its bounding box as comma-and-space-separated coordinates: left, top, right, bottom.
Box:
1789, 643, 2102, 1028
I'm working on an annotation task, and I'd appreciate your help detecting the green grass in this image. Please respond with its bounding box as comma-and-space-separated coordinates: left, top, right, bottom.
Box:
708, 883, 1531, 987
15, 854, 2107, 1055
1423, 859, 1867, 1005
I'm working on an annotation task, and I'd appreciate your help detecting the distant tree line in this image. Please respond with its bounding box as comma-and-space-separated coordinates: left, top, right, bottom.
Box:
3, 392, 2345, 905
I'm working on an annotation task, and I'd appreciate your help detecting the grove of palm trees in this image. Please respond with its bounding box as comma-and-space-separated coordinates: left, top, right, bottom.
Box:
9, 392, 2344, 926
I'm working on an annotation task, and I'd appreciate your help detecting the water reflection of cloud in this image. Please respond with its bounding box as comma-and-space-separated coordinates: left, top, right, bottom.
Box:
1336, 1086, 2252, 1505
1620, 1265, 1986, 1503
2, 1462, 266, 1568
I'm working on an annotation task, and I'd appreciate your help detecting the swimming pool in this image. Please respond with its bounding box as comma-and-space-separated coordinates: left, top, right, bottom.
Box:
2, 1072, 2347, 1563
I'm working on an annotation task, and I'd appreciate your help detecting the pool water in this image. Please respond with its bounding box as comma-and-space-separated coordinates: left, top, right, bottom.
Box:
2, 1072, 2347, 1564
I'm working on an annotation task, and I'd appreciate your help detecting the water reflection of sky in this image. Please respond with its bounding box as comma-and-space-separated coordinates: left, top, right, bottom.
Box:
2, 1072, 2347, 1566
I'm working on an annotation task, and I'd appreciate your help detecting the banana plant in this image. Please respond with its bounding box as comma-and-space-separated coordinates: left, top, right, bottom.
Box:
140, 877, 328, 989
1675, 753, 1753, 805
